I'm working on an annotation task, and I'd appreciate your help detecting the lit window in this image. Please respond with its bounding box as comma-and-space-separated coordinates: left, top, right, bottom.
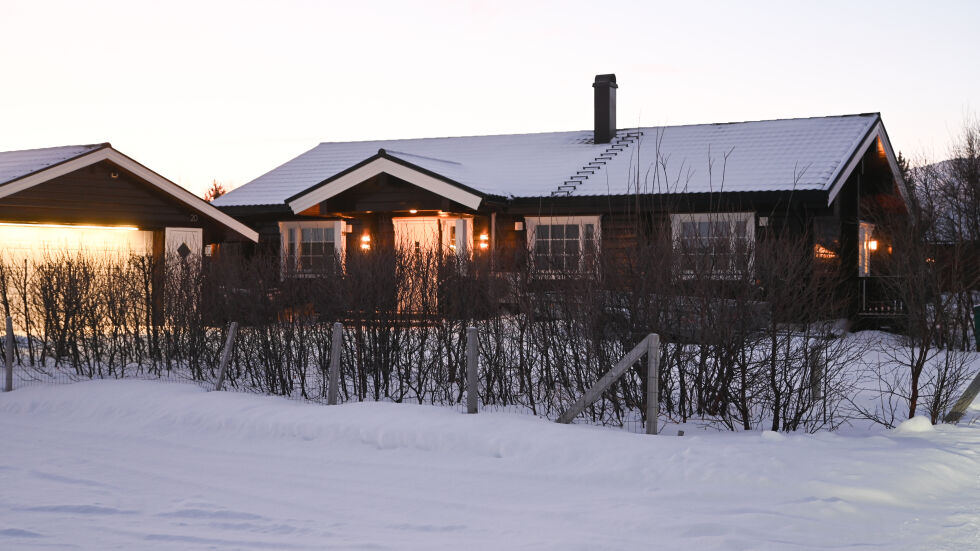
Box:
525, 216, 600, 273
671, 212, 755, 277
279, 221, 346, 276
814, 244, 837, 260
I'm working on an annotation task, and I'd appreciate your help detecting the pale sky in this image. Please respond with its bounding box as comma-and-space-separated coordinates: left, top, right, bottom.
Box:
2, 0, 977, 197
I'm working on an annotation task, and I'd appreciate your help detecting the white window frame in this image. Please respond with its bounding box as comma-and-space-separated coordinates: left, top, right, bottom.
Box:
525, 215, 601, 274
278, 220, 346, 277
670, 212, 755, 279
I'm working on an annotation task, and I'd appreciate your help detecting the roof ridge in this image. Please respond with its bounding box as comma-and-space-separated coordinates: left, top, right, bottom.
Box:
0, 143, 109, 155
386, 149, 463, 166
311, 114, 880, 145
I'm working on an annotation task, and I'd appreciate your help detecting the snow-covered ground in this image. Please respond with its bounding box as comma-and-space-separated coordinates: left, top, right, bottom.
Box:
1, 380, 978, 550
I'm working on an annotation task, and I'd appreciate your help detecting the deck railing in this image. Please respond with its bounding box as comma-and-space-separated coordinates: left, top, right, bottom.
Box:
858, 276, 905, 316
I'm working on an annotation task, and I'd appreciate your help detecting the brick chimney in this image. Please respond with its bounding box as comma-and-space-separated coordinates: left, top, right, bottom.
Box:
593, 74, 617, 144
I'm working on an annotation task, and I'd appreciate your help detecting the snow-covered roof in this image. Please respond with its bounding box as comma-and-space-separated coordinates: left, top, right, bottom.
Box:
0, 143, 259, 242
0, 144, 107, 186
214, 114, 881, 208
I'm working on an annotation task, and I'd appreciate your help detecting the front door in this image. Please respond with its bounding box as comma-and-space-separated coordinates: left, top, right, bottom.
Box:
391, 217, 472, 313
391, 217, 472, 254
393, 217, 444, 253
164, 227, 203, 266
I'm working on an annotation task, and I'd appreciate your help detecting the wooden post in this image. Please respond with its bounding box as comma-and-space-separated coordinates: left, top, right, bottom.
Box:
944, 368, 980, 424
466, 326, 478, 414
489, 212, 496, 271
558, 335, 652, 424
214, 321, 238, 392
4, 316, 13, 392
645, 333, 659, 435
327, 322, 343, 405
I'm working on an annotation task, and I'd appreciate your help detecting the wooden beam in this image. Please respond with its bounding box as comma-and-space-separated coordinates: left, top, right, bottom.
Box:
4, 316, 13, 392
327, 322, 343, 405
214, 322, 238, 392
645, 334, 660, 435
944, 368, 980, 424
466, 327, 479, 414
557, 335, 651, 424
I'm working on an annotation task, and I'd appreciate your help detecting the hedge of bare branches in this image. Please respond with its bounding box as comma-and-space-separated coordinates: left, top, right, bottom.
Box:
1, 220, 887, 433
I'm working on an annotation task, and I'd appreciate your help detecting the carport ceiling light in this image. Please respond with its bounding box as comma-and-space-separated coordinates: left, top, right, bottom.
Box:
0, 222, 139, 231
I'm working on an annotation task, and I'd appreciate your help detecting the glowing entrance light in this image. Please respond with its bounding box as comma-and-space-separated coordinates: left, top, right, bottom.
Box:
478, 233, 489, 249
409, 209, 418, 214
360, 234, 371, 250
868, 240, 878, 251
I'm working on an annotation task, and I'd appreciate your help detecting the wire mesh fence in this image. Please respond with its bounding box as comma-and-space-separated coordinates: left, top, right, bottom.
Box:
3, 240, 970, 433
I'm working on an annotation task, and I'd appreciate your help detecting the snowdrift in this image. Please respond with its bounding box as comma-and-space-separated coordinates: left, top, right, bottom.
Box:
1, 380, 978, 549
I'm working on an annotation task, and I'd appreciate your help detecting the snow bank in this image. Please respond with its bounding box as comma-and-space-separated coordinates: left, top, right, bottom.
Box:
1, 380, 978, 550
893, 415, 937, 434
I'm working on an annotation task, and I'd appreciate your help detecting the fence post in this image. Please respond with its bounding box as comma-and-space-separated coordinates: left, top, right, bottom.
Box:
557, 335, 651, 424
974, 305, 979, 352
214, 321, 238, 392
645, 334, 659, 435
466, 326, 478, 414
4, 316, 13, 392
327, 322, 343, 405
944, 368, 980, 424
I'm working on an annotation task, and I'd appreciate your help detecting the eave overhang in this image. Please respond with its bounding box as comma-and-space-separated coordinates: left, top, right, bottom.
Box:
286, 150, 484, 214
825, 117, 911, 210
0, 145, 259, 242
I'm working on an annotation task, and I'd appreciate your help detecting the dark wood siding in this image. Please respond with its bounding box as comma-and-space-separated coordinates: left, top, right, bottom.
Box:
0, 160, 226, 241
601, 214, 640, 266
321, 173, 476, 214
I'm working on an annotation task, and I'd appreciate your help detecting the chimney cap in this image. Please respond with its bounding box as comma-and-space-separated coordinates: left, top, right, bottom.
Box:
593, 74, 618, 88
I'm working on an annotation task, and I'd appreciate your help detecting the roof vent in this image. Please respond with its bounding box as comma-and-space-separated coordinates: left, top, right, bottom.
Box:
593, 74, 617, 144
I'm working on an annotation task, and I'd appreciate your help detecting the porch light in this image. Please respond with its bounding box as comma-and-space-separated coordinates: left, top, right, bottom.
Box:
360, 234, 371, 250
409, 209, 418, 214
479, 233, 489, 249
868, 240, 878, 251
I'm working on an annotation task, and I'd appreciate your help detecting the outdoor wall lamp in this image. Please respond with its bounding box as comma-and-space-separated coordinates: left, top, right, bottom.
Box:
868, 240, 878, 251
360, 234, 371, 250
479, 233, 489, 249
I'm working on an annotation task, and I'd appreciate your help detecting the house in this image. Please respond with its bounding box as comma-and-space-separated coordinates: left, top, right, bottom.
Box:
213, 74, 909, 319
0, 143, 258, 265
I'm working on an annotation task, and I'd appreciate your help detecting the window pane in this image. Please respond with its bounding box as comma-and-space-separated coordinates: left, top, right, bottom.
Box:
536, 225, 549, 239
551, 224, 565, 239
565, 224, 579, 239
